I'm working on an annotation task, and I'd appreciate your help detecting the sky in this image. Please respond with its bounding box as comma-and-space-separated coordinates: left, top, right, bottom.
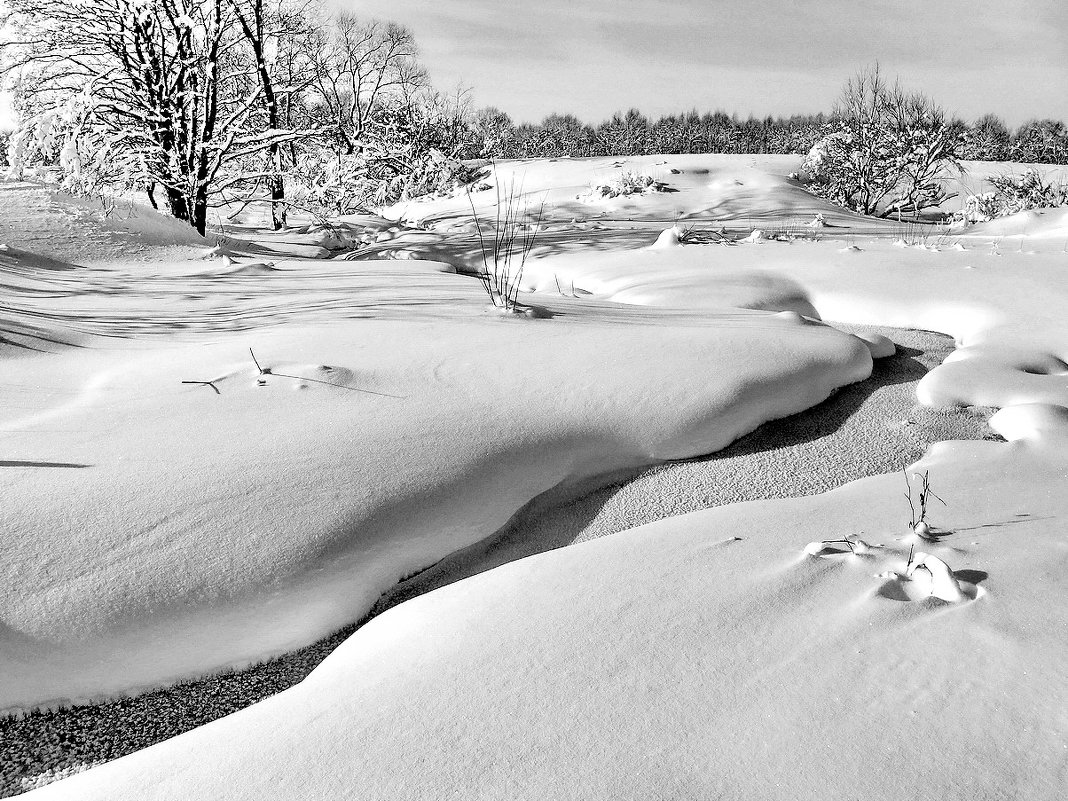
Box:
339, 0, 1068, 127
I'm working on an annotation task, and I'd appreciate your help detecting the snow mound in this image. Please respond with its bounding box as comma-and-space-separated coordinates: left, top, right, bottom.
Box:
853, 331, 896, 359
28, 435, 1067, 801
989, 403, 1068, 441
0, 181, 208, 263
919, 345, 1068, 408
964, 207, 1068, 239
0, 314, 871, 710
649, 225, 684, 248
904, 551, 968, 602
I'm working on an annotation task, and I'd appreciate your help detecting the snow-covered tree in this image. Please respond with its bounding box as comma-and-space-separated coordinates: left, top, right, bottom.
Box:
801, 66, 960, 218
274, 9, 475, 214
594, 108, 650, 156
1010, 119, 1068, 164
1, 0, 312, 234
959, 113, 1011, 162
469, 106, 515, 158
534, 113, 593, 158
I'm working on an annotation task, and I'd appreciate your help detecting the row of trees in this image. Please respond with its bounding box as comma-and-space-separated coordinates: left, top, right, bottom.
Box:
463, 107, 1068, 165
0, 3, 1064, 234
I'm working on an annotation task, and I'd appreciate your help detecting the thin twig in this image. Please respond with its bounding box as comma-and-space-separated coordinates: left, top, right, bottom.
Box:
249, 347, 268, 375
181, 380, 220, 395
903, 467, 916, 529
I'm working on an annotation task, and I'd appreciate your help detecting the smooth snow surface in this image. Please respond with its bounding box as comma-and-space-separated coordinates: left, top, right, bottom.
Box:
0, 184, 207, 263
2, 175, 878, 710
25, 436, 1068, 801
1, 312, 870, 709
5, 154, 1068, 800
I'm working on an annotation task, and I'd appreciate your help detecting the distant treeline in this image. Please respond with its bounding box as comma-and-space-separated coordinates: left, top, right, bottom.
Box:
460, 108, 1068, 164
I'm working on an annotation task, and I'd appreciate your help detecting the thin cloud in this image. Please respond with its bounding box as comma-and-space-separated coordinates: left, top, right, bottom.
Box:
336, 0, 1068, 125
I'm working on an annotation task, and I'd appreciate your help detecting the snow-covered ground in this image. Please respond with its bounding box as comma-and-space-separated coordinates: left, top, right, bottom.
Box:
3, 153, 1067, 799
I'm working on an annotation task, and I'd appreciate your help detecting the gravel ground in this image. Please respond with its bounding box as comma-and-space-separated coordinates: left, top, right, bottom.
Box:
0, 325, 997, 797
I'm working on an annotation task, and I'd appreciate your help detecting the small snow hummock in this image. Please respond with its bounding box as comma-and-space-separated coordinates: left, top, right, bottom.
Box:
852, 332, 895, 359
650, 226, 684, 249
906, 552, 965, 602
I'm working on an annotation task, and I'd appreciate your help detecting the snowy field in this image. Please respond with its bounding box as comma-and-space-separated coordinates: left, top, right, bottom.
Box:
2, 154, 1067, 798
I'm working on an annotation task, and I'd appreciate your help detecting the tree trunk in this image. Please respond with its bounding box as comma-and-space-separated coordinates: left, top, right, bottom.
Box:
192, 187, 209, 237
268, 144, 286, 230
166, 188, 189, 223
234, 1, 287, 230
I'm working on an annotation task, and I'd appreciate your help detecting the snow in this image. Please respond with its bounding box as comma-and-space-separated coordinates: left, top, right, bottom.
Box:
904, 551, 968, 602
391, 155, 888, 230
23, 430, 1068, 801
0, 312, 872, 709
5, 152, 1068, 799
0, 183, 208, 264
1, 177, 874, 709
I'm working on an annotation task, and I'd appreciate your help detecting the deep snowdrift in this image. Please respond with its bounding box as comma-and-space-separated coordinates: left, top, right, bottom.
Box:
1, 250, 871, 709
0, 183, 208, 264
27, 423, 1068, 801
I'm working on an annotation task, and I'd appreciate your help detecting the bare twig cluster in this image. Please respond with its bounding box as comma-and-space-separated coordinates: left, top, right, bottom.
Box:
468, 173, 544, 313
181, 348, 402, 398
903, 469, 946, 532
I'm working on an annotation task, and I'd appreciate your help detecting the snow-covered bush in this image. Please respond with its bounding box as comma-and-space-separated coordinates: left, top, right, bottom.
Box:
291, 143, 477, 216
956, 169, 1067, 222
988, 169, 1067, 213
289, 81, 479, 216
801, 67, 959, 218
958, 192, 1000, 223
587, 170, 665, 199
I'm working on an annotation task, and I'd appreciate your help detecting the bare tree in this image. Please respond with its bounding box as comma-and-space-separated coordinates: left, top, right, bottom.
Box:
231, 0, 287, 228
285, 8, 476, 213
303, 12, 426, 156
